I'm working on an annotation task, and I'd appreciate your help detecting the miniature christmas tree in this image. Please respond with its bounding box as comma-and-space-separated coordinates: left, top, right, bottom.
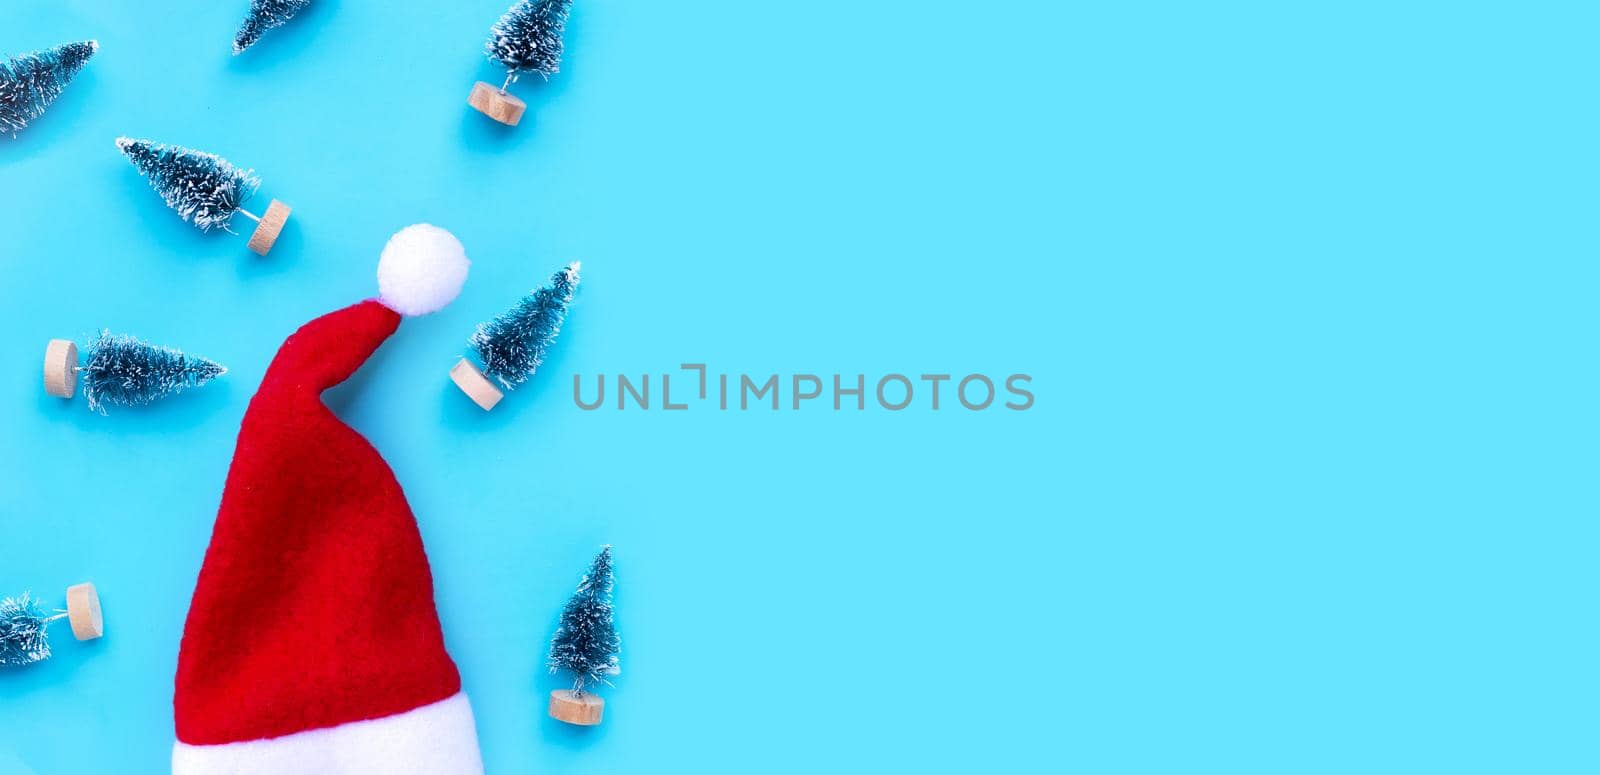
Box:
489, 0, 571, 80
42, 332, 226, 413
449, 262, 580, 410
0, 593, 59, 666
234, 0, 313, 54
1, 584, 104, 667
467, 0, 573, 126
0, 40, 98, 136
472, 262, 580, 388
116, 137, 293, 255
546, 546, 619, 725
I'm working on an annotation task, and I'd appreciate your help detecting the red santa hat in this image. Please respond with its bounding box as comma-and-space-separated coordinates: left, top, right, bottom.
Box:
172, 225, 482, 774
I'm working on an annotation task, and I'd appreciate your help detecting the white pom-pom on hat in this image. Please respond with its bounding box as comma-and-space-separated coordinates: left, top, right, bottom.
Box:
377, 224, 470, 316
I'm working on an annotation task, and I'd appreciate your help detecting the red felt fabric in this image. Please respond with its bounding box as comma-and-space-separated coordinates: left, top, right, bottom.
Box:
175, 300, 462, 745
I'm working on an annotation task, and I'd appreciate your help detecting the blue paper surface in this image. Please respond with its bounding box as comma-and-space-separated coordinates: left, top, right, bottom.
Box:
2, 1, 1589, 773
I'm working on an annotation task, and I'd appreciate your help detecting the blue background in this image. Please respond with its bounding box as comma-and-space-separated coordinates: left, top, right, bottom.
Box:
0, 1, 1591, 773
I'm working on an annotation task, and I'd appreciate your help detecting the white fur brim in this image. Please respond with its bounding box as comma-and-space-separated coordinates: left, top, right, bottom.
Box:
172, 692, 483, 774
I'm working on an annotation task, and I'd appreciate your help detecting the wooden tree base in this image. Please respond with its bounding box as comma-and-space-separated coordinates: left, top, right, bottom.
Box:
468, 81, 527, 126
246, 199, 291, 256
66, 582, 103, 641
450, 358, 505, 411
549, 690, 604, 725
43, 339, 78, 398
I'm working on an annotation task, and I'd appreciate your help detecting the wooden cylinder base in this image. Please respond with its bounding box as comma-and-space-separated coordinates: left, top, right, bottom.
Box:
246, 199, 291, 256
450, 358, 505, 411
468, 81, 527, 126
44, 339, 78, 398
549, 690, 604, 726
66, 582, 103, 641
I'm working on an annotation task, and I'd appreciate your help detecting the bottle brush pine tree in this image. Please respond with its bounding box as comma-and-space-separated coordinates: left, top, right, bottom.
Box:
546, 546, 620, 725
234, 0, 313, 54
116, 137, 293, 255
81, 331, 226, 413
1, 584, 103, 667
488, 0, 572, 85
467, 0, 573, 126
473, 262, 580, 389
0, 593, 63, 666
449, 262, 580, 410
0, 40, 98, 136
117, 138, 257, 231
43, 331, 226, 413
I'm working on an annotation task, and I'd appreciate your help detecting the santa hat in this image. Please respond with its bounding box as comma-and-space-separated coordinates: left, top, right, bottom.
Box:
172, 225, 482, 774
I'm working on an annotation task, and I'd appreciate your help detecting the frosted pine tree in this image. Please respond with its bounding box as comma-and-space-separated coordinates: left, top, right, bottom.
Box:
116, 138, 262, 232
468, 0, 571, 125
234, 0, 312, 54
0, 41, 98, 136
81, 331, 226, 413
548, 546, 620, 695
450, 263, 579, 410
487, 0, 573, 91
471, 262, 580, 389
116, 138, 292, 255
0, 593, 64, 667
